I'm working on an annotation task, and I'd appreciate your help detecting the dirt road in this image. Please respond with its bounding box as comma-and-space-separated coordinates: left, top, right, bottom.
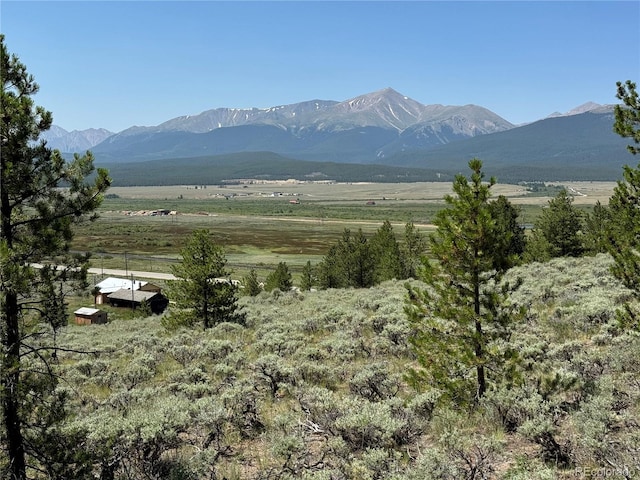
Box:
87, 267, 177, 281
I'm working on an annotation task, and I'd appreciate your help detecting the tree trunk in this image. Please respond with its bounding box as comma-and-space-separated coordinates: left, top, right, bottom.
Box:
475, 321, 486, 399
203, 295, 210, 329
2, 291, 27, 480
474, 277, 486, 399
1, 156, 27, 479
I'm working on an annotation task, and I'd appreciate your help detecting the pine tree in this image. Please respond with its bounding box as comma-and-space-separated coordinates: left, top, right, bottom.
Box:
584, 201, 612, 255
402, 221, 426, 279
406, 159, 520, 404
614, 80, 640, 154
608, 80, 640, 298
243, 268, 262, 296
370, 220, 405, 282
317, 228, 376, 289
610, 186, 640, 290
300, 260, 315, 291
348, 229, 376, 288
265, 261, 293, 292
488, 195, 526, 269
524, 189, 584, 262
336, 229, 358, 287
0, 35, 110, 479
166, 230, 243, 329
317, 244, 343, 289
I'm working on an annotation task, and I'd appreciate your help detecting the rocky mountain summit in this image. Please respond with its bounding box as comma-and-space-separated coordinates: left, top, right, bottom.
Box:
40, 126, 113, 153
107, 88, 512, 137
42, 88, 624, 181
76, 88, 518, 162
546, 101, 613, 119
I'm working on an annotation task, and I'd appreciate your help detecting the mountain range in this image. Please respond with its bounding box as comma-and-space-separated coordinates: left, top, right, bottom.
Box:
42, 125, 114, 153
42, 88, 633, 183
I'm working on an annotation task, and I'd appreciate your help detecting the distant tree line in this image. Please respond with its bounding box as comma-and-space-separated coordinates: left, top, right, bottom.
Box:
240, 220, 427, 295
313, 221, 425, 289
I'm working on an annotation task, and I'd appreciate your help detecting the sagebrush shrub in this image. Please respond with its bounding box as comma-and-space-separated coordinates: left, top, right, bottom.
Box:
348, 362, 401, 402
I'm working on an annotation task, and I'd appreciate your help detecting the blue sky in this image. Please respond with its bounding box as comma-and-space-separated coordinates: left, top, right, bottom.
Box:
2, 1, 639, 132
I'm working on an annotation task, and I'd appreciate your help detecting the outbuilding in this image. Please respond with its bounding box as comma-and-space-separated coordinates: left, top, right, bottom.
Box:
107, 289, 169, 314
94, 277, 162, 305
74, 307, 108, 325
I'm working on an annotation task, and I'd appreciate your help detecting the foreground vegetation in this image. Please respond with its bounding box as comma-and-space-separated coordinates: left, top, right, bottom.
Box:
46, 254, 639, 479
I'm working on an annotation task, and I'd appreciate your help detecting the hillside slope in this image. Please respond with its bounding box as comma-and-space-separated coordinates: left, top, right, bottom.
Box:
91, 109, 630, 183
54, 254, 639, 479
102, 151, 442, 186
385, 110, 632, 181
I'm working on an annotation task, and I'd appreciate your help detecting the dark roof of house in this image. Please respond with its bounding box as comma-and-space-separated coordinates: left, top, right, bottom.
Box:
107, 289, 163, 303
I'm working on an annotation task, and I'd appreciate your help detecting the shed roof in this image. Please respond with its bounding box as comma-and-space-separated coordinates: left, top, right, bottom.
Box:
96, 277, 148, 294
107, 289, 162, 303
74, 307, 102, 316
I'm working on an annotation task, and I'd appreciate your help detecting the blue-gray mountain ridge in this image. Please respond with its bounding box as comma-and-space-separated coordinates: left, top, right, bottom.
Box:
42, 125, 114, 153
81, 88, 517, 162
41, 87, 628, 181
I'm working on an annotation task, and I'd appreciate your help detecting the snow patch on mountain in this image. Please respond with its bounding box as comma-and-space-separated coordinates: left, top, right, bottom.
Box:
547, 102, 614, 119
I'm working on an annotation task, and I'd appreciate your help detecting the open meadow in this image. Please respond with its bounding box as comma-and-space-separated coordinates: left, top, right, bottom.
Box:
102, 180, 617, 204
75, 180, 617, 284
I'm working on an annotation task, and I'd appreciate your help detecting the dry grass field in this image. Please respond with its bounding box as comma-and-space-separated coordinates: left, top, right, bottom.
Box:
106, 181, 530, 202
77, 181, 617, 281
547, 181, 618, 205
105, 180, 616, 205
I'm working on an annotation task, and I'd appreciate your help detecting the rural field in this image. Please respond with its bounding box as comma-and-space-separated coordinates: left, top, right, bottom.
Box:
75, 180, 617, 284
4, 3, 639, 477
102, 180, 617, 204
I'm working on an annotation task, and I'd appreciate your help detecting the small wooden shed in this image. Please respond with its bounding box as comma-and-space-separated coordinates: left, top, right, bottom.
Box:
74, 307, 108, 325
